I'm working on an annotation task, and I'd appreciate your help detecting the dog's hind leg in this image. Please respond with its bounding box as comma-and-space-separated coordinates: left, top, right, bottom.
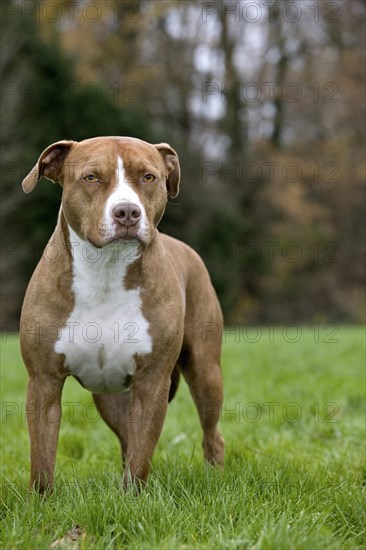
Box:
92, 392, 132, 461
180, 346, 225, 466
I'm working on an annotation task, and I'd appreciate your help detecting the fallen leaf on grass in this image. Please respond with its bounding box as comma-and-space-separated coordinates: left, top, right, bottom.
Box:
50, 525, 86, 549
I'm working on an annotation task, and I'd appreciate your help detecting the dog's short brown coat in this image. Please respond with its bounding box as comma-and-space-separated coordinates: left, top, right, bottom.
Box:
21, 137, 224, 492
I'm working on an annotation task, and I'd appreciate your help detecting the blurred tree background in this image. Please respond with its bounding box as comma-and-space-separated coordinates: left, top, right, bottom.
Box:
1, 0, 365, 327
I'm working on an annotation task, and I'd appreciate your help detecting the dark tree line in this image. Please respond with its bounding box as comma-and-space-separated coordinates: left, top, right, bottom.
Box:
1, 0, 365, 326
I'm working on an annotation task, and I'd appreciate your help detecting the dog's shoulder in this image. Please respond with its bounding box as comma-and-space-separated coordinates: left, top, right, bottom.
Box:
159, 233, 205, 269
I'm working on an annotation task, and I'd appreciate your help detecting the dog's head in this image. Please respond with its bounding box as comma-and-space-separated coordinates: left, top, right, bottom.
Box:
22, 137, 180, 247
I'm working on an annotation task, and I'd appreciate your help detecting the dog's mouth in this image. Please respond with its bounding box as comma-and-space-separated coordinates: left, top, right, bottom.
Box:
83, 217, 151, 249
106, 227, 147, 246
88, 228, 148, 249
108, 234, 139, 244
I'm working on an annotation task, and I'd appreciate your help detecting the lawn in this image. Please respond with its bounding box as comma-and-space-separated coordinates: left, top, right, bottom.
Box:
1, 327, 365, 549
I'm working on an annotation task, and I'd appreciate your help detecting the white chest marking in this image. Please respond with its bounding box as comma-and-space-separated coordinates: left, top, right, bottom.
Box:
54, 227, 152, 393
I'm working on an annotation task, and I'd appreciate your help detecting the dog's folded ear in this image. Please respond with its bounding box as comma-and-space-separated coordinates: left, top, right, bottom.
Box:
22, 140, 77, 193
154, 143, 180, 198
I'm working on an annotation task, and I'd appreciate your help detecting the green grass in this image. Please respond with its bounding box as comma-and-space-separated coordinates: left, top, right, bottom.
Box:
1, 327, 365, 549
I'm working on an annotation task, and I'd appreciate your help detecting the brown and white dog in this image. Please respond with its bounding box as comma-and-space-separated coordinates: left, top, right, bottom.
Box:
20, 136, 224, 492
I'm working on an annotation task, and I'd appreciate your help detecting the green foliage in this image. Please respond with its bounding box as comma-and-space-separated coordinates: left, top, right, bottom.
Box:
1, 4, 149, 323
1, 1, 365, 326
1, 328, 365, 549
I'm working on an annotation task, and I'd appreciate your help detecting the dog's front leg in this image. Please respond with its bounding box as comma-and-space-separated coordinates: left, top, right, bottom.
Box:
26, 374, 65, 492
122, 372, 171, 489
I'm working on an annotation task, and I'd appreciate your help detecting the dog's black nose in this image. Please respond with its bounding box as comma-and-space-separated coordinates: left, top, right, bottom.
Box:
112, 202, 141, 226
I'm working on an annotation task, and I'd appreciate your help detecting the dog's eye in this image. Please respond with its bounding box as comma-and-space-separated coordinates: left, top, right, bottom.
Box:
84, 175, 99, 183
143, 174, 155, 183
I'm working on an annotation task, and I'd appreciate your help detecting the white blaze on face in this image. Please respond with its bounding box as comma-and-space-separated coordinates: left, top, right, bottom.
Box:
104, 155, 148, 240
